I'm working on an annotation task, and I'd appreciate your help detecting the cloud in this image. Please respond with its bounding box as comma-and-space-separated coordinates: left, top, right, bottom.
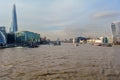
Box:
63, 21, 113, 38
0, 0, 120, 39
93, 11, 120, 19
17, 0, 88, 32
112, 20, 120, 24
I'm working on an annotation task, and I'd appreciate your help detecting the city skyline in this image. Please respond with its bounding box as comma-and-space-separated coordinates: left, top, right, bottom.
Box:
0, 0, 120, 40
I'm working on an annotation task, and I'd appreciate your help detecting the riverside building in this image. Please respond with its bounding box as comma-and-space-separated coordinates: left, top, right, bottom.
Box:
0, 31, 6, 46
0, 26, 7, 37
111, 21, 120, 45
15, 31, 40, 46
0, 26, 7, 47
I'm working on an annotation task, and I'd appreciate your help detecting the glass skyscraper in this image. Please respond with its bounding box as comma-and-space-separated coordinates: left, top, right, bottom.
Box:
111, 21, 120, 44
9, 4, 18, 33
111, 21, 120, 36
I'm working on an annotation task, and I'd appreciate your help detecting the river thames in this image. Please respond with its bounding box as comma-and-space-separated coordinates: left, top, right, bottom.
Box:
0, 43, 120, 80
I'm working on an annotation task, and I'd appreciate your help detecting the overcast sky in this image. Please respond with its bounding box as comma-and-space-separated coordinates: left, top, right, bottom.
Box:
0, 0, 120, 40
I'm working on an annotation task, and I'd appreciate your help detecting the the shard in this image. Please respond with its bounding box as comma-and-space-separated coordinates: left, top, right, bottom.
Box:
10, 4, 18, 32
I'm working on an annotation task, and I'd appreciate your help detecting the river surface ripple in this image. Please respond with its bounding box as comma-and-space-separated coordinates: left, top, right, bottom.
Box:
0, 43, 120, 80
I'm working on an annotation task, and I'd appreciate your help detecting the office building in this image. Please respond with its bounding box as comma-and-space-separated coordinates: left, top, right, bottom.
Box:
0, 26, 6, 33
0, 26, 6, 37
0, 26, 7, 46
15, 31, 40, 45
9, 4, 18, 32
0, 31, 6, 46
111, 21, 120, 44
7, 33, 16, 44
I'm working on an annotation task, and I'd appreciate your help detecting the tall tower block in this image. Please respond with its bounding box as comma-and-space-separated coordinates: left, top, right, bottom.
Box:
10, 4, 18, 32
111, 21, 120, 44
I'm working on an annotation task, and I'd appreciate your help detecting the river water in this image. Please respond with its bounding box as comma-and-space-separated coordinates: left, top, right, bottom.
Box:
0, 43, 120, 80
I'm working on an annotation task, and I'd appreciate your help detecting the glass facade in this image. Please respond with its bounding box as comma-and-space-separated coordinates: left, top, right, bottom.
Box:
111, 21, 120, 44
0, 31, 6, 46
7, 33, 16, 44
15, 31, 40, 45
0, 26, 7, 38
10, 4, 18, 33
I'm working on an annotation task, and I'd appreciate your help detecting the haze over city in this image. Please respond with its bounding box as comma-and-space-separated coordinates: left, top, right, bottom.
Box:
0, 0, 120, 40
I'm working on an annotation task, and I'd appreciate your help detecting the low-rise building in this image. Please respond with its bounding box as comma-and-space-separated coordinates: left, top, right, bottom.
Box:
15, 31, 40, 45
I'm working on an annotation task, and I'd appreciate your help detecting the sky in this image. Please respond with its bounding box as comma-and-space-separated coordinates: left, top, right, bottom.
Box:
0, 0, 120, 40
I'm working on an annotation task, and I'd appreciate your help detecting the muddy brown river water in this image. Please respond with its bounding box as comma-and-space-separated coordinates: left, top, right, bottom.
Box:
0, 43, 120, 80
